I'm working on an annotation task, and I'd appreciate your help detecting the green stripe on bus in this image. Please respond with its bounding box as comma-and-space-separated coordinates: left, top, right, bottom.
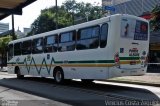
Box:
7, 56, 141, 75
68, 60, 114, 64
7, 57, 140, 65
120, 57, 140, 60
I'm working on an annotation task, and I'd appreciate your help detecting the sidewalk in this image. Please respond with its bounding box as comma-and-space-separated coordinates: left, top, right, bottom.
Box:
107, 73, 160, 87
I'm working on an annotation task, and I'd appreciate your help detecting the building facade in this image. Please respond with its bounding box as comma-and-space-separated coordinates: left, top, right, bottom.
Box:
102, 0, 160, 16
102, 0, 130, 6
0, 22, 9, 34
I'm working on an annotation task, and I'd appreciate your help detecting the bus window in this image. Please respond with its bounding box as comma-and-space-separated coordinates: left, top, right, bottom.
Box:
14, 42, 21, 56
58, 31, 76, 52
44, 35, 58, 53
32, 38, 44, 54
22, 40, 32, 55
121, 18, 148, 41
100, 23, 108, 48
134, 21, 148, 40
8, 44, 13, 61
77, 26, 99, 50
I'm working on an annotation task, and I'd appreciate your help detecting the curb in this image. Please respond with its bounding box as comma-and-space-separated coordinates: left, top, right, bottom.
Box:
106, 80, 160, 87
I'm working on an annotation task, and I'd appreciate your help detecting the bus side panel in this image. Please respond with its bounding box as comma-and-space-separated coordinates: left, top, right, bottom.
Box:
63, 67, 108, 79
52, 48, 111, 79
107, 15, 123, 78
7, 65, 15, 74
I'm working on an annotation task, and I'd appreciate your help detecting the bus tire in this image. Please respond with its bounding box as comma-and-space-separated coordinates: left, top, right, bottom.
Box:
15, 66, 24, 79
53, 67, 64, 84
81, 79, 94, 83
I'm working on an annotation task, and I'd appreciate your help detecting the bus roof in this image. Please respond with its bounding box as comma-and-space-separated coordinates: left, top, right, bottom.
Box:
9, 14, 148, 44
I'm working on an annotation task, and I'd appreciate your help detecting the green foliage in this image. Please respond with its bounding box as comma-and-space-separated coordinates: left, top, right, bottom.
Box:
150, 5, 160, 32
0, 36, 12, 51
28, 0, 102, 36
0, 36, 12, 67
63, 0, 77, 12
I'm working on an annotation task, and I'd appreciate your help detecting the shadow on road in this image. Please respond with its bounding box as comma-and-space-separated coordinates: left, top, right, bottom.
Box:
0, 77, 160, 106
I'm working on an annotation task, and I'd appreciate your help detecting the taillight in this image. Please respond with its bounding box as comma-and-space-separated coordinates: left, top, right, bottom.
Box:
114, 53, 120, 68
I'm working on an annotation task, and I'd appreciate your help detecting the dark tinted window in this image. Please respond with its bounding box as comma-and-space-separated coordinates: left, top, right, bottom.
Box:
14, 42, 21, 56
58, 31, 76, 52
32, 38, 43, 54
101, 23, 108, 48
134, 21, 148, 41
8, 44, 13, 61
77, 26, 99, 50
44, 35, 58, 53
80, 27, 99, 39
22, 40, 32, 55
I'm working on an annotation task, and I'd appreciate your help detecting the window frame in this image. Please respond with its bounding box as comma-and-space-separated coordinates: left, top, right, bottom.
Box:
22, 40, 32, 55
76, 25, 100, 50
100, 23, 109, 48
14, 42, 22, 56
8, 44, 14, 61
59, 30, 76, 43
44, 34, 58, 53
58, 30, 76, 52
77, 25, 100, 41
32, 37, 44, 54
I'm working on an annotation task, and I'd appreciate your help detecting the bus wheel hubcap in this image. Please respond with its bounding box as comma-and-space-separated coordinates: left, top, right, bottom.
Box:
56, 71, 62, 82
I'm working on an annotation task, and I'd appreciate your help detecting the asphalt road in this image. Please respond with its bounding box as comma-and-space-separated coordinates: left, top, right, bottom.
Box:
0, 72, 160, 106
0, 86, 71, 106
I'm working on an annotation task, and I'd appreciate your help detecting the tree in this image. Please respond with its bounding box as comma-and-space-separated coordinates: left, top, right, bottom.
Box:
28, 6, 72, 36
28, 0, 103, 36
28, 9, 57, 36
63, 1, 102, 23
0, 36, 12, 69
150, 5, 160, 32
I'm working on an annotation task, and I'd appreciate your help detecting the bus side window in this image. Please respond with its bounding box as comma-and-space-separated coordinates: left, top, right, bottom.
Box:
58, 31, 76, 52
100, 23, 108, 48
44, 35, 58, 53
14, 42, 22, 56
77, 26, 99, 50
22, 40, 32, 55
8, 44, 13, 61
32, 38, 44, 54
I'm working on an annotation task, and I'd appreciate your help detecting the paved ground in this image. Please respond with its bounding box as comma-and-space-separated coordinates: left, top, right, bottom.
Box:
0, 86, 71, 106
107, 73, 160, 87
0, 72, 160, 106
0, 71, 160, 86
2, 71, 159, 87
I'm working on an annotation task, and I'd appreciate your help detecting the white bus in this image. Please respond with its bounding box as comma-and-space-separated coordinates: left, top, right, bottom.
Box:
7, 14, 149, 83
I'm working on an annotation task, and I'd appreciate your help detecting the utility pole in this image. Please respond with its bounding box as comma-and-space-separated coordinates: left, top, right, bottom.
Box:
12, 14, 16, 40
55, 0, 58, 29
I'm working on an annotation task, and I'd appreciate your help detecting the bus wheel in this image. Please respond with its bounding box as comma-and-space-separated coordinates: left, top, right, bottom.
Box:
15, 67, 24, 79
53, 67, 64, 83
81, 79, 94, 83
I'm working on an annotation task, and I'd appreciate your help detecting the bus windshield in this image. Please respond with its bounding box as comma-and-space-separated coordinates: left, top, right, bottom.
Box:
121, 18, 148, 41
